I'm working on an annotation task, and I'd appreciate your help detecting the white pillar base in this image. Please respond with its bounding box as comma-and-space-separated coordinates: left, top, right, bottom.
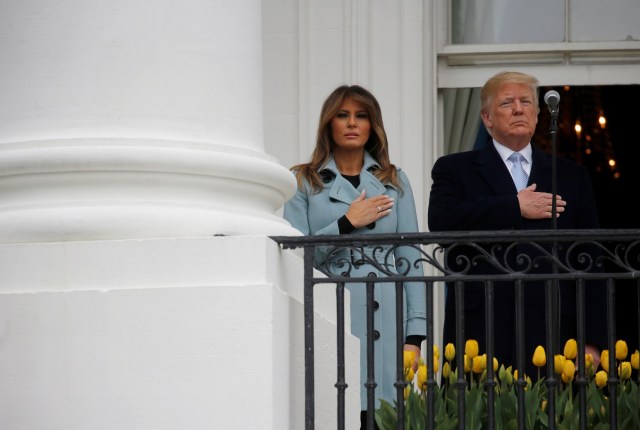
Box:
0, 138, 298, 244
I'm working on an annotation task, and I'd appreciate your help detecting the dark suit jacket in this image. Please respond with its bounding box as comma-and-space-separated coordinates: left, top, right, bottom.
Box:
428, 139, 605, 375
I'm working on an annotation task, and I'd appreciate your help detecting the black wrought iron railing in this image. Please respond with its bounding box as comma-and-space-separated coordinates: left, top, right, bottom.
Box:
270, 229, 640, 430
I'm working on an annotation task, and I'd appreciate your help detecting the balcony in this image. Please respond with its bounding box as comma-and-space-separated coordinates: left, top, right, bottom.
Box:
272, 229, 640, 430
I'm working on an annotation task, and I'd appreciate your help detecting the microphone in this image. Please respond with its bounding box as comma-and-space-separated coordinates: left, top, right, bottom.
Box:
544, 90, 560, 114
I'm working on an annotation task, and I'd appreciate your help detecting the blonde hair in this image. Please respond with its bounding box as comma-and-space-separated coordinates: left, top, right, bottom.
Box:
480, 71, 541, 115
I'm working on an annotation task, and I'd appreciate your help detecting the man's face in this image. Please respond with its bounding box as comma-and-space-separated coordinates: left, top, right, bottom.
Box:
482, 83, 538, 150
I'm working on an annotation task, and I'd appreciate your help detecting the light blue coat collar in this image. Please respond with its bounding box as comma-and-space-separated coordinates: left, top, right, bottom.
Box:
319, 152, 397, 204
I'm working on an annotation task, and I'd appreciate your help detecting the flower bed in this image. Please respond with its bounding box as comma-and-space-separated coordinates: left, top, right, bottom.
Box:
376, 339, 640, 429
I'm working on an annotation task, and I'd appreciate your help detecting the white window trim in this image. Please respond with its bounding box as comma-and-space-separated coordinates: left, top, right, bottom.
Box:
434, 0, 640, 88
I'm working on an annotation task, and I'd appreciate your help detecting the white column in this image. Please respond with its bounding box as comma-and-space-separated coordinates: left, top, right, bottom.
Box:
0, 0, 297, 244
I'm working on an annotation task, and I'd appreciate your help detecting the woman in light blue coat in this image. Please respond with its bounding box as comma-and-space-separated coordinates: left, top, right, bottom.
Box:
283, 85, 426, 426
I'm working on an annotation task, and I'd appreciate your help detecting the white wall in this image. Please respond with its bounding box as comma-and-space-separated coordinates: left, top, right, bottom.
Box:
0, 236, 360, 429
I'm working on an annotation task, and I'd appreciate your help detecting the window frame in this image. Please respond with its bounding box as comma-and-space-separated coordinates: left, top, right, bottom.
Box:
435, 0, 640, 89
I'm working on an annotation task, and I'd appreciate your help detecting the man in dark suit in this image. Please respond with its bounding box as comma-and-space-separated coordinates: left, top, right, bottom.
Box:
428, 71, 605, 376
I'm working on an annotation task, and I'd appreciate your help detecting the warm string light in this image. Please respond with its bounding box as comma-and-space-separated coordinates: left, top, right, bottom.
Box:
599, 114, 607, 128
573, 91, 617, 179
539, 87, 619, 180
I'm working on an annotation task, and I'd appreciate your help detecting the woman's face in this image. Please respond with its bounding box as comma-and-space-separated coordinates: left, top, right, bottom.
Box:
330, 97, 371, 151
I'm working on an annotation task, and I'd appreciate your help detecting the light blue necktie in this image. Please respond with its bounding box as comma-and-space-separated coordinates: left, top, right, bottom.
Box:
508, 152, 528, 191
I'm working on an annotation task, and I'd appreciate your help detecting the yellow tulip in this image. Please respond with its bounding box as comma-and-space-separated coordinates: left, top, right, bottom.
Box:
595, 370, 607, 388
564, 339, 577, 359
404, 385, 411, 400
445, 343, 455, 362
615, 340, 628, 361
403, 350, 416, 370
433, 355, 440, 372
563, 359, 576, 382
532, 345, 546, 367
541, 400, 547, 412
554, 354, 566, 374
443, 361, 451, 378
514, 369, 519, 380
472, 356, 484, 374
561, 372, 569, 384
600, 350, 610, 372
405, 367, 415, 382
631, 350, 639, 370
465, 339, 479, 359
433, 344, 440, 359
464, 354, 471, 373
618, 361, 631, 380
493, 357, 499, 373
585, 353, 594, 371
417, 364, 428, 390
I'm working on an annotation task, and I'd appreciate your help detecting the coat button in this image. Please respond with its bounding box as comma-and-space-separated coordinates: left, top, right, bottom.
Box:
373, 330, 380, 340
373, 301, 379, 311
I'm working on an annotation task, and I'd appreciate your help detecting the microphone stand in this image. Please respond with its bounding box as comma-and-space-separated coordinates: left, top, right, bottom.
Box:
549, 107, 559, 227
546, 103, 561, 430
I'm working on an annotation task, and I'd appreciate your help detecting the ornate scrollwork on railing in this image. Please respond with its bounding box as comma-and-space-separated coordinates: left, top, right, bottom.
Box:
443, 240, 567, 275
319, 243, 432, 278
271, 230, 640, 281
576, 239, 640, 273
429, 237, 640, 277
